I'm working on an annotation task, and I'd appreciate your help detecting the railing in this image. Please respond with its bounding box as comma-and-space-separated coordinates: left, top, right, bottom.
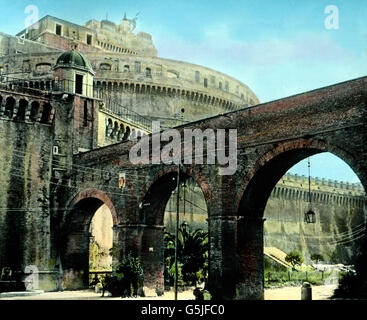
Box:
0, 76, 94, 96
102, 96, 152, 132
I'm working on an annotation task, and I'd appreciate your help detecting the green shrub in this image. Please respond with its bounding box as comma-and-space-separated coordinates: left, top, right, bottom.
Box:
285, 250, 303, 269
103, 253, 143, 297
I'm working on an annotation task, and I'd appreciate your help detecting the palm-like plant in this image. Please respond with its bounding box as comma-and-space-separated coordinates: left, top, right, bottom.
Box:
164, 223, 208, 287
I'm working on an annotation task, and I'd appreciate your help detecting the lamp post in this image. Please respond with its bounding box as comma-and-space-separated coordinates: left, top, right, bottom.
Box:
174, 163, 180, 300
305, 157, 316, 224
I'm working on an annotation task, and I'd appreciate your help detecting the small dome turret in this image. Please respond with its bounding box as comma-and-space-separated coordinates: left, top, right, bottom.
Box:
54, 50, 94, 75
53, 50, 94, 97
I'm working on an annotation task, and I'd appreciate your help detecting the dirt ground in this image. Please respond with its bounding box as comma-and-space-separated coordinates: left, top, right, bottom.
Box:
264, 284, 337, 300
0, 284, 337, 300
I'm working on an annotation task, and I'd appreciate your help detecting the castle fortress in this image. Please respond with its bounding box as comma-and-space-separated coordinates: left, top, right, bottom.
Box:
1, 15, 259, 134
0, 15, 366, 293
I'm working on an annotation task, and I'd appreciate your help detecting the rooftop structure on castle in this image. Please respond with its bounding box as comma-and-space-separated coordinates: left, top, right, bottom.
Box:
16, 15, 157, 56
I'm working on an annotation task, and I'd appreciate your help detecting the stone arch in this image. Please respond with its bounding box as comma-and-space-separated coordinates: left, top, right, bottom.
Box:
138, 165, 212, 225
106, 118, 112, 137
123, 126, 131, 140
40, 103, 52, 124
66, 188, 118, 225
136, 165, 211, 292
117, 123, 125, 140
111, 121, 118, 139
15, 98, 28, 121
234, 138, 366, 300
61, 188, 118, 289
236, 139, 366, 215
4, 96, 16, 118
29, 101, 40, 122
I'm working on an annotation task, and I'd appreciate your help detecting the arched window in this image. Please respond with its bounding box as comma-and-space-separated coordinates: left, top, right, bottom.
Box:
110, 121, 117, 139
204, 78, 208, 88
40, 103, 52, 124
146, 68, 151, 77
106, 118, 112, 137
16, 99, 28, 121
5, 97, 15, 118
123, 126, 131, 140
30, 101, 39, 122
99, 63, 112, 71
195, 71, 200, 83
118, 123, 125, 140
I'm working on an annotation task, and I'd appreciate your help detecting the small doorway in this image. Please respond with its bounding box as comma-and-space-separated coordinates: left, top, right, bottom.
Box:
75, 74, 83, 95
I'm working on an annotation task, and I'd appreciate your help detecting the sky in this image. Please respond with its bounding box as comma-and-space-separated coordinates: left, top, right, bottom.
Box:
0, 0, 365, 183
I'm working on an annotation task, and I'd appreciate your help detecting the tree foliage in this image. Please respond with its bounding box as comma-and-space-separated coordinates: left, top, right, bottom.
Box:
164, 223, 208, 287
285, 250, 303, 269
310, 254, 324, 264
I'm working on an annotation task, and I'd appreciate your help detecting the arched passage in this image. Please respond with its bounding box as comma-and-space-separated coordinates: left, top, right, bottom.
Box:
137, 167, 210, 296
61, 189, 118, 290
235, 140, 367, 300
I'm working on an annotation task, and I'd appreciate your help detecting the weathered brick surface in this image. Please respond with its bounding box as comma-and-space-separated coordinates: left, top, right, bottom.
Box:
70, 76, 367, 299
1, 76, 366, 298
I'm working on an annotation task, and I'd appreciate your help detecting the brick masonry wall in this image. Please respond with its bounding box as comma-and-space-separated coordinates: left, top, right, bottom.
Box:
70, 76, 367, 299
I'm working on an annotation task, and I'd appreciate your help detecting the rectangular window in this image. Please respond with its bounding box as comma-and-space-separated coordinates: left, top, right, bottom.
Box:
195, 71, 200, 83
75, 74, 83, 95
83, 101, 88, 126
146, 68, 151, 77
204, 78, 208, 88
135, 61, 141, 73
87, 34, 92, 45
56, 24, 62, 36
219, 82, 222, 90
225, 81, 229, 91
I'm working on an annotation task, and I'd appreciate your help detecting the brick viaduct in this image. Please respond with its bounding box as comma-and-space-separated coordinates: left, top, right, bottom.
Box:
57, 76, 367, 299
